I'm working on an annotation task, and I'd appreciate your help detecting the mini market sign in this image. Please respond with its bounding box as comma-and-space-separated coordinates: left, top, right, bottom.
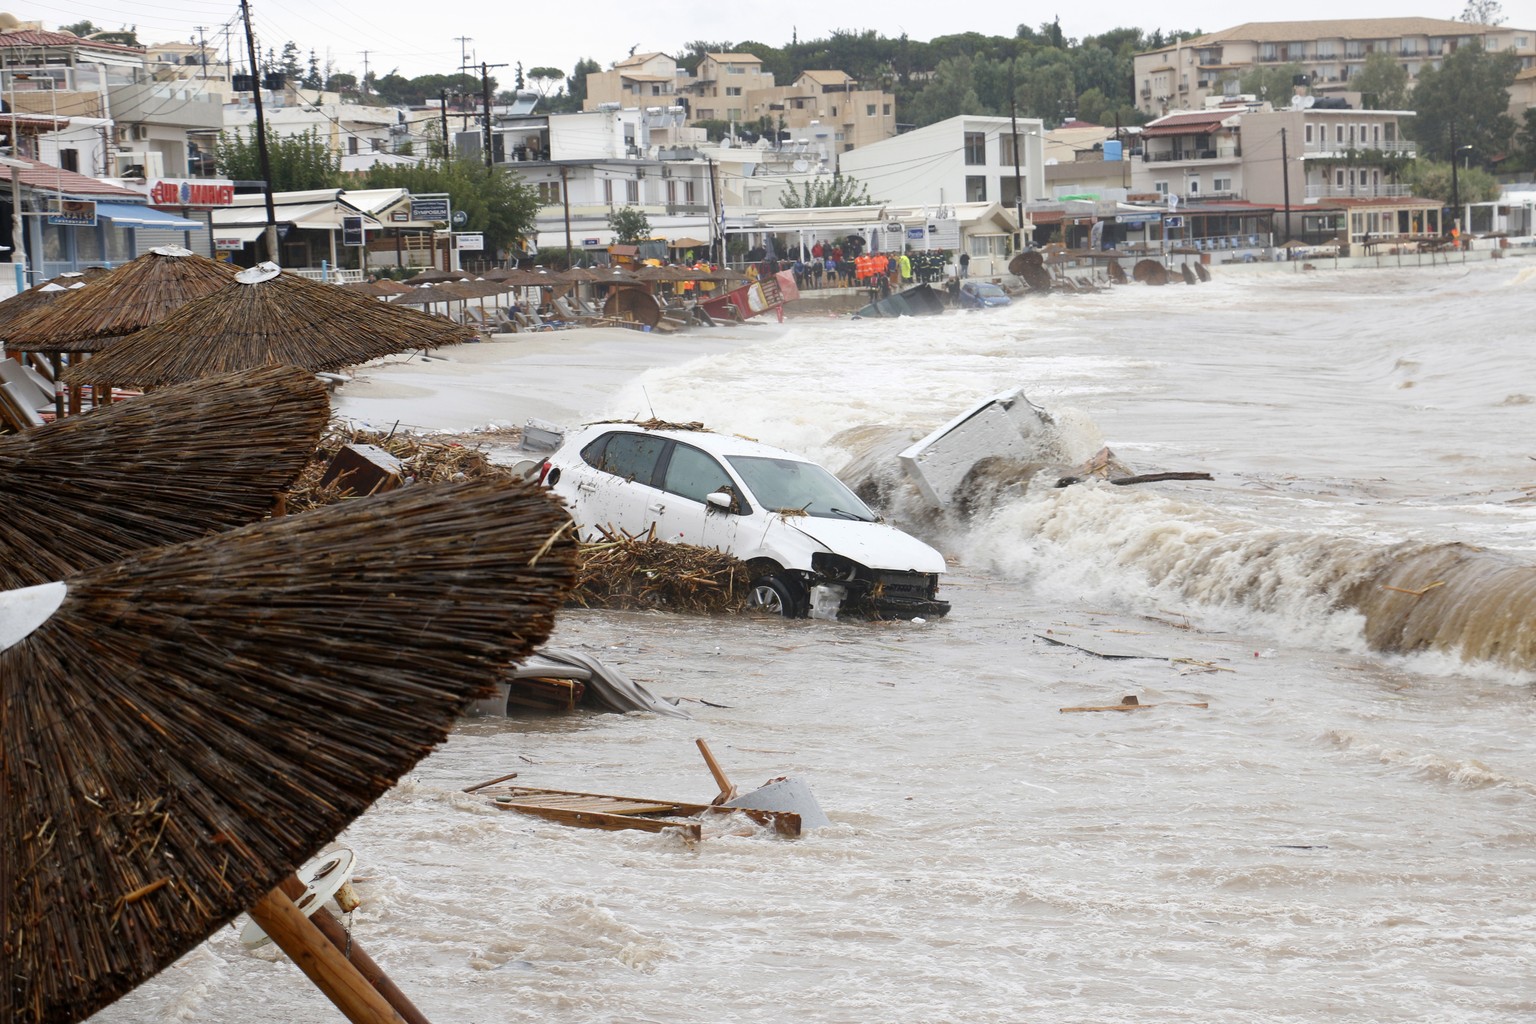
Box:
148, 178, 236, 207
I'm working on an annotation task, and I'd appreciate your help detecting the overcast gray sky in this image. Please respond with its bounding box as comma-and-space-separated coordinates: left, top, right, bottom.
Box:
38, 0, 1480, 84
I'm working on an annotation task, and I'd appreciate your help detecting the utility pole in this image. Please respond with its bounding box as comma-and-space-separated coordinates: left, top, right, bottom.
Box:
194, 26, 209, 75
1280, 126, 1292, 245
560, 164, 572, 266
239, 0, 279, 262
359, 50, 370, 97
439, 90, 449, 161
1008, 70, 1024, 252
479, 61, 509, 168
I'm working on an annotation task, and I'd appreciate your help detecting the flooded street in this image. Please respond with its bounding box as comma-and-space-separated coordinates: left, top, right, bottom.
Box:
100, 260, 1536, 1023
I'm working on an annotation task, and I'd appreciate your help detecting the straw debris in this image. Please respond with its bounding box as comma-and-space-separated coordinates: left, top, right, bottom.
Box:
572, 525, 751, 613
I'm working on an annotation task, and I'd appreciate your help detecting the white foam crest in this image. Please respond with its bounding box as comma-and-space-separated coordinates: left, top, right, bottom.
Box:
965, 481, 1374, 652
1323, 728, 1536, 797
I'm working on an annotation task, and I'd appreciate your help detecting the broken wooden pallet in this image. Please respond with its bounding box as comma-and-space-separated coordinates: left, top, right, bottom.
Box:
480, 784, 801, 839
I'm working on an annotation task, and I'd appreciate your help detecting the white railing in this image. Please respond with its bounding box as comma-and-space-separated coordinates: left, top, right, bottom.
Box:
1305, 183, 1412, 199
1303, 140, 1416, 156
292, 267, 366, 284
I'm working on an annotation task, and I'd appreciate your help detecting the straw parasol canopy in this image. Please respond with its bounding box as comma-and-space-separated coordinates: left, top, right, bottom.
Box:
0, 269, 108, 336
0, 364, 329, 591
1, 247, 237, 354
61, 264, 476, 390
1, 476, 575, 1024
405, 267, 467, 284
668, 236, 709, 249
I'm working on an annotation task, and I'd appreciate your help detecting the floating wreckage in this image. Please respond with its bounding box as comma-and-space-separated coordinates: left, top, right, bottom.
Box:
470, 740, 829, 841
837, 387, 1211, 521
470, 647, 689, 717
853, 282, 948, 318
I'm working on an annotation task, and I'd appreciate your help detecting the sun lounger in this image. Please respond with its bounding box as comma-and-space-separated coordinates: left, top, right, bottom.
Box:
0, 380, 47, 431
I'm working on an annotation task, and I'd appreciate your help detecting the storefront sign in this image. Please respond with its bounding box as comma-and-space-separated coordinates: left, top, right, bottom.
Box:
148, 179, 236, 207
342, 215, 365, 247
410, 197, 451, 221
390, 211, 408, 222
214, 237, 247, 251
455, 232, 484, 251
47, 199, 96, 227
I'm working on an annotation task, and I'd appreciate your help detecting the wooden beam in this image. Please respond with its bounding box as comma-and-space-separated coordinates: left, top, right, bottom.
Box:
246, 888, 406, 1024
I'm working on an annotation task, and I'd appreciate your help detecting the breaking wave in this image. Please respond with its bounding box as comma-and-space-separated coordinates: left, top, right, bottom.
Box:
971, 481, 1536, 673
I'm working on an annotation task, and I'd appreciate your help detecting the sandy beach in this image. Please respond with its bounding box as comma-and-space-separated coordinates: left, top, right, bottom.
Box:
332, 324, 776, 434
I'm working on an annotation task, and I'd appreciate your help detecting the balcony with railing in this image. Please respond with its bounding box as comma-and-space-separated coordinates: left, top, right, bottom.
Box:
1305, 182, 1412, 199
1303, 139, 1417, 158
1143, 145, 1242, 163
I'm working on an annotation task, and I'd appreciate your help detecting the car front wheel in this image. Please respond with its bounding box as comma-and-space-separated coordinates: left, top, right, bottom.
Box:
748, 574, 803, 618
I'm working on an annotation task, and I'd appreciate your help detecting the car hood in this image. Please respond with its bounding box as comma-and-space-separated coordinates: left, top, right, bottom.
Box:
783, 516, 946, 573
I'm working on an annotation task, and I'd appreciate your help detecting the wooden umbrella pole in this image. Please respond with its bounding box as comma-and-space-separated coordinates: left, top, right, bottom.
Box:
695, 738, 737, 803
246, 888, 406, 1024
278, 876, 433, 1024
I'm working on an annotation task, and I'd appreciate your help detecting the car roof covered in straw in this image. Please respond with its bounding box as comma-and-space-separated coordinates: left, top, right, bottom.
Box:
62, 263, 477, 389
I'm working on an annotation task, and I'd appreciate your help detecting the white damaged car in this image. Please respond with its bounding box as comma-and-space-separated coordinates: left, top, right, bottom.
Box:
539, 422, 950, 619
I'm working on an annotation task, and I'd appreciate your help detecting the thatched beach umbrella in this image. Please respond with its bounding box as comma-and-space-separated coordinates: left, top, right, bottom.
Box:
0, 365, 328, 590
405, 267, 466, 285
0, 269, 107, 338
2, 247, 236, 354
61, 264, 476, 390
1, 476, 575, 1024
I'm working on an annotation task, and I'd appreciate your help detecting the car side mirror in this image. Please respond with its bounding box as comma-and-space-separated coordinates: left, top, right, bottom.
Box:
705, 491, 733, 512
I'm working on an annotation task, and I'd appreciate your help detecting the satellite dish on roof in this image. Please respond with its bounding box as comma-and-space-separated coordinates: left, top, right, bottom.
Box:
1301, 94, 1315, 109
792, 159, 809, 173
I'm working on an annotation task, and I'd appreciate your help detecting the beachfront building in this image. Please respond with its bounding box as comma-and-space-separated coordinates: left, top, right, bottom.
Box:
742, 70, 897, 153
584, 52, 897, 152
1133, 18, 1536, 118
1129, 107, 1250, 204
0, 25, 225, 181
836, 115, 1045, 266
223, 99, 405, 174
582, 52, 686, 111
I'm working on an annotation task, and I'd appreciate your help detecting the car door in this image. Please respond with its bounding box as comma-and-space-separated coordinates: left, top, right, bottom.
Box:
567, 430, 668, 539
647, 441, 741, 553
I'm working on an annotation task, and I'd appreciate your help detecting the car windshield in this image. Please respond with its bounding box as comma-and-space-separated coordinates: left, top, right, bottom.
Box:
725, 455, 877, 521
972, 283, 1005, 297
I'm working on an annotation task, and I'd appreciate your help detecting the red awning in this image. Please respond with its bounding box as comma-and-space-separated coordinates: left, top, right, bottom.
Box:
1141, 118, 1225, 138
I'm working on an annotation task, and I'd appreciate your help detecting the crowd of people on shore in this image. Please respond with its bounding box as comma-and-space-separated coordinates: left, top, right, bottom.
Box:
741, 236, 964, 292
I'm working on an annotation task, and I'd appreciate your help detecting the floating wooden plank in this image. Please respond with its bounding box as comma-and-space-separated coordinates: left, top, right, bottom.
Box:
483, 784, 800, 838
1035, 633, 1162, 659
1060, 695, 1210, 713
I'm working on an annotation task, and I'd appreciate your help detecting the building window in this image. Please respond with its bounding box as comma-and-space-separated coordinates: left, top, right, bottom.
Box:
866, 104, 876, 116
666, 179, 677, 204
1335, 169, 1345, 187
1187, 179, 1201, 195
58, 148, 78, 172
1213, 176, 1232, 192
746, 188, 763, 206
626, 180, 639, 203
1335, 124, 1345, 144
348, 136, 359, 155
964, 131, 986, 165
727, 108, 741, 120
1154, 180, 1169, 195
538, 180, 562, 204
726, 86, 741, 96
1305, 123, 1314, 144
883, 103, 891, 115
603, 179, 613, 204
684, 180, 695, 203
965, 175, 986, 201
727, 65, 745, 74
830, 105, 838, 116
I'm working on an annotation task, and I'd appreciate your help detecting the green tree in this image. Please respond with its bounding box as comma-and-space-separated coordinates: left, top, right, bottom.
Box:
363, 159, 541, 255
1352, 51, 1411, 110
908, 56, 983, 125
1239, 62, 1308, 107
279, 41, 302, 80
1408, 43, 1520, 161
59, 20, 100, 36
607, 205, 652, 244
304, 50, 322, 90
1517, 108, 1536, 172
215, 126, 341, 191
1458, 0, 1505, 24
779, 172, 876, 208
1402, 158, 1501, 203
566, 57, 600, 109
527, 67, 565, 97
